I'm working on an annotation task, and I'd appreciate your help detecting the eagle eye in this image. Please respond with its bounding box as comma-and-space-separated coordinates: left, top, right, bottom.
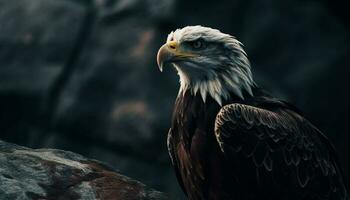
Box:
188, 39, 206, 50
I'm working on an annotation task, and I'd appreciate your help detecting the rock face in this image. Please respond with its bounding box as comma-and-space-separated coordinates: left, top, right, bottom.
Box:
0, 140, 168, 200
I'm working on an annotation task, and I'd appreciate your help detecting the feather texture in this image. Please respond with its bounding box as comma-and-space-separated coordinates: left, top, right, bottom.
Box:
214, 103, 348, 200
168, 88, 349, 200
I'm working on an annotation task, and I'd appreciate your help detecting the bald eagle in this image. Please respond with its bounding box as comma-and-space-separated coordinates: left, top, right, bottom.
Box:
157, 26, 348, 200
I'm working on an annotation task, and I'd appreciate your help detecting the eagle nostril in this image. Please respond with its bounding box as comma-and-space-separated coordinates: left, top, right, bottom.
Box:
169, 44, 176, 49
167, 41, 177, 50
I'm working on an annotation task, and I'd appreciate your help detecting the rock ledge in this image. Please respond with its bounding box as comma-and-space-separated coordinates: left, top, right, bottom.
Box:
0, 140, 168, 200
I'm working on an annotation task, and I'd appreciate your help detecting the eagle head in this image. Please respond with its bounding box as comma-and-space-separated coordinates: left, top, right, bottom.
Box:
157, 25, 254, 105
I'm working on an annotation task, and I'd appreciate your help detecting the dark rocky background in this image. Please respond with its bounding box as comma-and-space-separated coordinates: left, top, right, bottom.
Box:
0, 0, 349, 198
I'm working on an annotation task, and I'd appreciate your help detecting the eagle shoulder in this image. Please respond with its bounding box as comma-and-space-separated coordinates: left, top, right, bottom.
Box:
214, 103, 348, 199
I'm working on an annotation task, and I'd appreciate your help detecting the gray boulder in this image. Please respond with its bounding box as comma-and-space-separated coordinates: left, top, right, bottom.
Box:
0, 140, 168, 200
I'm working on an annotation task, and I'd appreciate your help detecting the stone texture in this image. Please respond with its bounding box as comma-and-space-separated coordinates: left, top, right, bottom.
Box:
0, 139, 168, 200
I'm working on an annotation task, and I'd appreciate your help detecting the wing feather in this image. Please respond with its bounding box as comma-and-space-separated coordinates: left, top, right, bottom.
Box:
214, 103, 348, 199
167, 128, 188, 196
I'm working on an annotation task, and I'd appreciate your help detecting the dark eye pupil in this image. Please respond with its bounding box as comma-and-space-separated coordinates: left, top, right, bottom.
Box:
193, 40, 202, 48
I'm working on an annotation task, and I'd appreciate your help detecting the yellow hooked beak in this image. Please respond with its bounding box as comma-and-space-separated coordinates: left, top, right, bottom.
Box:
157, 41, 197, 72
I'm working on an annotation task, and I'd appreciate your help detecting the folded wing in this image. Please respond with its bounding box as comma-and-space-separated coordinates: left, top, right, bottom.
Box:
215, 103, 348, 199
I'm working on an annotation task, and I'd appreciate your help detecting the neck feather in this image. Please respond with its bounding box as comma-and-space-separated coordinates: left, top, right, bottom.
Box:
176, 66, 254, 106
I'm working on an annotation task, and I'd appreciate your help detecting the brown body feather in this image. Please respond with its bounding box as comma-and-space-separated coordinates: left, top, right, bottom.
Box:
167, 87, 349, 200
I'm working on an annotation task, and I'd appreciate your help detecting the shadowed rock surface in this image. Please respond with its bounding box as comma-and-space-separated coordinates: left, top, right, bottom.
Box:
0, 140, 168, 200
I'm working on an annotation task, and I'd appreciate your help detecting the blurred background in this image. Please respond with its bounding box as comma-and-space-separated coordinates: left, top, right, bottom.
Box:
0, 0, 349, 198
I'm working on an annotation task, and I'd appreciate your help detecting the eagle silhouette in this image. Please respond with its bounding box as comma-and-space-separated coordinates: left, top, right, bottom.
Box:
157, 26, 348, 200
